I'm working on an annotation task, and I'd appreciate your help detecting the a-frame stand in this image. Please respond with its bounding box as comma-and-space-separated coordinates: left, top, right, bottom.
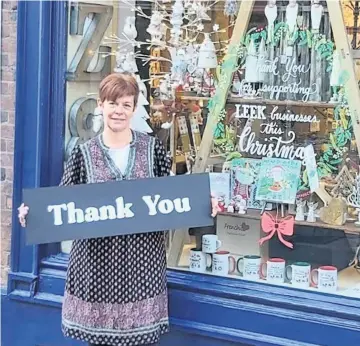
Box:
167, 0, 360, 267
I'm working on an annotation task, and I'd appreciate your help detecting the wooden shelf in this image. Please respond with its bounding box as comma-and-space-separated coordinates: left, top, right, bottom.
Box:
218, 210, 360, 235
180, 95, 337, 109
227, 96, 337, 109
180, 95, 211, 102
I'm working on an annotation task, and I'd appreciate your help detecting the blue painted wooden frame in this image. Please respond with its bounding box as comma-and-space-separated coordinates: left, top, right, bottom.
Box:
6, 1, 360, 345
9, 0, 67, 297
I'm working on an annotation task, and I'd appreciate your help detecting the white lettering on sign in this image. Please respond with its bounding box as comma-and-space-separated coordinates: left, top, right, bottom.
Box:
257, 81, 317, 102
115, 197, 135, 218
47, 199, 135, 226
238, 126, 305, 160
251, 57, 318, 101
142, 195, 161, 216
270, 106, 318, 123
142, 195, 191, 215
48, 195, 192, 226
235, 104, 267, 120
282, 58, 311, 83
257, 57, 279, 75
233, 104, 317, 161
257, 57, 311, 82
260, 122, 284, 135
47, 204, 67, 226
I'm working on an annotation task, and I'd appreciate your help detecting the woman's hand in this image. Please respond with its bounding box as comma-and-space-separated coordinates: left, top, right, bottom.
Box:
17, 203, 29, 227
211, 195, 221, 217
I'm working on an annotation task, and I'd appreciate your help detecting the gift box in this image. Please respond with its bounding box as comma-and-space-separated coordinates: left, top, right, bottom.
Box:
215, 214, 268, 258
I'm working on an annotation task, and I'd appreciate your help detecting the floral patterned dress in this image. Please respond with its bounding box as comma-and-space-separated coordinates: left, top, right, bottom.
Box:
61, 131, 171, 346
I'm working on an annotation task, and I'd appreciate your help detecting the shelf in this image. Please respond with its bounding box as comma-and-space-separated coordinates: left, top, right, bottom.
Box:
172, 244, 360, 297
180, 95, 211, 102
180, 95, 337, 109
227, 96, 337, 109
218, 210, 360, 235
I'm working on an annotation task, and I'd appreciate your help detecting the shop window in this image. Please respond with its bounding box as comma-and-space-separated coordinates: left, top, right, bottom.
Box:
62, 0, 151, 253
161, 0, 360, 298
60, 0, 360, 298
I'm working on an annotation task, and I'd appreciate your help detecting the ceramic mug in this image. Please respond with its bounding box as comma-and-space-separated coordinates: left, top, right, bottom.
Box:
285, 262, 311, 288
189, 248, 210, 273
237, 255, 262, 280
202, 234, 222, 254
260, 258, 286, 284
211, 251, 236, 276
311, 266, 338, 292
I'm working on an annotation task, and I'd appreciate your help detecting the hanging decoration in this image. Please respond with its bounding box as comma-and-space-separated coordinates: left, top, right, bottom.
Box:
123, 16, 138, 41
265, 0, 278, 44
198, 33, 218, 69
170, 0, 184, 46
147, 11, 166, 47
224, 0, 240, 18
101, 0, 231, 111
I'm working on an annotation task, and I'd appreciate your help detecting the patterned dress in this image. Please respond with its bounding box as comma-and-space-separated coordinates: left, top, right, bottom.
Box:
61, 131, 171, 346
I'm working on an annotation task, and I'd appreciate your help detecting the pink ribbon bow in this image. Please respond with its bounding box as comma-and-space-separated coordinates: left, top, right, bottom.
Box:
259, 212, 294, 249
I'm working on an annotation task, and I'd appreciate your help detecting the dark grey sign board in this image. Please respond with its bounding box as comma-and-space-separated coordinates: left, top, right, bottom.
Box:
23, 173, 213, 245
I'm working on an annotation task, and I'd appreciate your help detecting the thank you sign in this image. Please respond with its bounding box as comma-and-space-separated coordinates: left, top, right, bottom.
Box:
23, 174, 213, 245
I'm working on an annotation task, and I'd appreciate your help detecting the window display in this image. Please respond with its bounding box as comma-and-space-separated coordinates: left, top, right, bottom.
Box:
160, 0, 360, 298
62, 0, 360, 298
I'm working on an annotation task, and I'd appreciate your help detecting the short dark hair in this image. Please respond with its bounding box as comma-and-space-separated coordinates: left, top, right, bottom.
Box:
99, 73, 139, 107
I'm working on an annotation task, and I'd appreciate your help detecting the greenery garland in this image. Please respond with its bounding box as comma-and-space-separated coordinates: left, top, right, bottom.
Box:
208, 23, 355, 188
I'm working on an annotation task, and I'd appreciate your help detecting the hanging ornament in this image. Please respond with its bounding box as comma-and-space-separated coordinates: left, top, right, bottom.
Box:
170, 48, 188, 85
159, 74, 173, 100
256, 37, 267, 83
224, 0, 239, 17
114, 49, 126, 73
265, 0, 278, 44
197, 33, 218, 69
311, 0, 324, 34
244, 39, 259, 83
147, 11, 165, 46
170, 0, 184, 45
123, 16, 137, 40
286, 0, 298, 36
184, 0, 192, 8
191, 2, 211, 21
122, 52, 138, 73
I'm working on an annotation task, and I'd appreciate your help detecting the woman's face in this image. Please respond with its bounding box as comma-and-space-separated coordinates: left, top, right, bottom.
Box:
98, 95, 136, 133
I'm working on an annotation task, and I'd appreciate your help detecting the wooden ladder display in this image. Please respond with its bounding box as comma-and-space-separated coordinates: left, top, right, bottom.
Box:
167, 0, 360, 267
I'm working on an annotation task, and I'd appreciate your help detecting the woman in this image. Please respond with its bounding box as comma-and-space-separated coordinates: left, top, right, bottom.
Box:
18, 72, 219, 346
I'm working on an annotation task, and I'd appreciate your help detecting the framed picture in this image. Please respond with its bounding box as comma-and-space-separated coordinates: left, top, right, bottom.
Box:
231, 158, 272, 210
255, 158, 302, 204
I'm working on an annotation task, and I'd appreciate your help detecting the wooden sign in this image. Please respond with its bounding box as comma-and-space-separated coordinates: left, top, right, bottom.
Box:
23, 174, 213, 245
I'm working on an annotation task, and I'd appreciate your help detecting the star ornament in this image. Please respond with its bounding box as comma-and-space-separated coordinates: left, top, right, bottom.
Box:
213, 24, 220, 32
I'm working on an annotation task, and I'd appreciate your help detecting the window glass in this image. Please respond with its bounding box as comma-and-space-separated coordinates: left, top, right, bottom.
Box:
163, 0, 360, 299
62, 0, 360, 298
63, 0, 132, 253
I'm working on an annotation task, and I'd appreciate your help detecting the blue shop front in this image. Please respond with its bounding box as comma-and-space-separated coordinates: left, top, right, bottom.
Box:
2, 1, 360, 346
